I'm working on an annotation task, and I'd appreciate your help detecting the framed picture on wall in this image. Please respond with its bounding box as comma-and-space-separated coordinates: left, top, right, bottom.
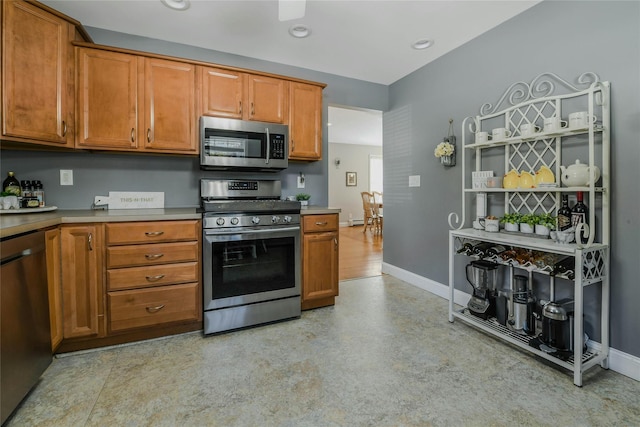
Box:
346, 172, 357, 186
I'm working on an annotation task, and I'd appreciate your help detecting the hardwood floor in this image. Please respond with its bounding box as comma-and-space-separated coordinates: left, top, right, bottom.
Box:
339, 225, 383, 281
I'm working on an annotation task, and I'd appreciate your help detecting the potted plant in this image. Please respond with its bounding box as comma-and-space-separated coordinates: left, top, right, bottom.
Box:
296, 193, 311, 206
535, 213, 555, 236
519, 213, 537, 234
500, 212, 522, 232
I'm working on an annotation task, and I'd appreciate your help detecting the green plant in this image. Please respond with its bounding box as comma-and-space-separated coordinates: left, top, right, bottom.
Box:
536, 213, 556, 230
500, 212, 522, 224
520, 213, 539, 226
295, 193, 311, 201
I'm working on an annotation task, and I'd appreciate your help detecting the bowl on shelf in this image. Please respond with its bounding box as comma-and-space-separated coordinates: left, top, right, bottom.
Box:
518, 171, 535, 189
503, 169, 519, 189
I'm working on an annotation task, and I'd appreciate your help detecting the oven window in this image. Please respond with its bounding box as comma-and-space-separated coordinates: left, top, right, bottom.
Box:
210, 236, 295, 299
203, 130, 265, 158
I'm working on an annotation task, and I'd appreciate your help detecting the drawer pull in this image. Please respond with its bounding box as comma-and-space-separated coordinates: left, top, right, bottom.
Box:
315, 221, 328, 226
145, 304, 165, 313
145, 253, 164, 260
145, 274, 165, 282
145, 231, 164, 237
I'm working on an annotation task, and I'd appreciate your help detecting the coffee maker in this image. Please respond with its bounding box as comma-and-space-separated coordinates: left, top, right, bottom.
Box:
465, 260, 499, 319
507, 274, 536, 335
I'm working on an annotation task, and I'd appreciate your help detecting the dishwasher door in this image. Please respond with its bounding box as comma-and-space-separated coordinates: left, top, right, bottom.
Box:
1, 230, 51, 424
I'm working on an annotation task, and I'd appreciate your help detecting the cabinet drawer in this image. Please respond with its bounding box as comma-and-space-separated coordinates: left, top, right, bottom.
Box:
108, 282, 199, 332
105, 220, 199, 245
107, 241, 198, 268
303, 214, 338, 233
107, 262, 198, 291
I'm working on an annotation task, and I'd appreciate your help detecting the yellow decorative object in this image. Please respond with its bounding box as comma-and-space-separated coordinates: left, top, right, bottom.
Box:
519, 170, 535, 188
535, 165, 555, 185
503, 169, 519, 189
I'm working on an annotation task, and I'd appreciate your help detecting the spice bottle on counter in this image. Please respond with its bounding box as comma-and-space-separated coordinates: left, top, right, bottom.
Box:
33, 181, 45, 207
3, 172, 21, 197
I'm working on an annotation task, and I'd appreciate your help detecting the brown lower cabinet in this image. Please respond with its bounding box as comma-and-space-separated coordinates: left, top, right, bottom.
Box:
45, 228, 63, 351
56, 220, 202, 353
301, 213, 339, 310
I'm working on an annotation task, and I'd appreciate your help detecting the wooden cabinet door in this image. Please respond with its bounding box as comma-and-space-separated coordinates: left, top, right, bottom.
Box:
200, 66, 245, 119
76, 48, 141, 150
45, 228, 63, 350
302, 231, 339, 302
247, 74, 287, 123
61, 225, 103, 339
144, 58, 197, 153
2, 0, 74, 146
289, 82, 322, 160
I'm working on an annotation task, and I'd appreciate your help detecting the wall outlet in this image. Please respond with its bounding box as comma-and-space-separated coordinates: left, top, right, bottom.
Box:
60, 169, 73, 186
408, 175, 421, 187
297, 175, 305, 189
94, 196, 109, 206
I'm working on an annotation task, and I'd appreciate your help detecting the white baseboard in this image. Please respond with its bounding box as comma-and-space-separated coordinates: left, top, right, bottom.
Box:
381, 262, 640, 382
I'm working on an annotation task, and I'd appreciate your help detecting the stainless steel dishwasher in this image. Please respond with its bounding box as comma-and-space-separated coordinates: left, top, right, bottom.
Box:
1, 230, 51, 424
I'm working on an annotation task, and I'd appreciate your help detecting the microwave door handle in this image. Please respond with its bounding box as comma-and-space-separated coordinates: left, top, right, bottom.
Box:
265, 127, 270, 164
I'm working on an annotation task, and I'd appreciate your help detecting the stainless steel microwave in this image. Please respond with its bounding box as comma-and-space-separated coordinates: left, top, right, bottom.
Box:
200, 117, 288, 172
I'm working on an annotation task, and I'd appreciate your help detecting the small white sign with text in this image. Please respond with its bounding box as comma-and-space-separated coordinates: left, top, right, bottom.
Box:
108, 192, 164, 209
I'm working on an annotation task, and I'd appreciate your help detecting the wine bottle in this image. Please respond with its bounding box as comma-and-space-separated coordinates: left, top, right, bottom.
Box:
571, 192, 589, 244
3, 172, 21, 197
456, 242, 473, 255
471, 242, 493, 257
486, 244, 507, 257
557, 195, 572, 231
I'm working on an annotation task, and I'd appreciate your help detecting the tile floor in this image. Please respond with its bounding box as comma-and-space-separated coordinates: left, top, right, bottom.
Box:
6, 275, 639, 426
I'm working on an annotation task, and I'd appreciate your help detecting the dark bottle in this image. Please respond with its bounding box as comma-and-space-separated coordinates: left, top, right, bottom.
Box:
33, 180, 45, 207
456, 242, 473, 255
486, 244, 507, 257
471, 242, 494, 257
571, 192, 589, 244
557, 195, 572, 231
552, 256, 575, 280
3, 171, 21, 196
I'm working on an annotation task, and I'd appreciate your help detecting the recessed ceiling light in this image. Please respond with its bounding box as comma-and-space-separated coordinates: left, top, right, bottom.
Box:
412, 39, 434, 50
289, 24, 311, 38
161, 0, 190, 11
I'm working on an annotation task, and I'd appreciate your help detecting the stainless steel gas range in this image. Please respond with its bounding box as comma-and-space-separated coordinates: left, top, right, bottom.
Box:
200, 179, 301, 334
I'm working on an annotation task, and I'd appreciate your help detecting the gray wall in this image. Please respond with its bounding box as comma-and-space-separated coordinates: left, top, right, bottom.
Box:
384, 0, 640, 357
1, 27, 388, 209
328, 143, 382, 224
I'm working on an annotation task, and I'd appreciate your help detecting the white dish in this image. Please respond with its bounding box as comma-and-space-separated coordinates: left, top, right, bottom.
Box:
0, 206, 58, 214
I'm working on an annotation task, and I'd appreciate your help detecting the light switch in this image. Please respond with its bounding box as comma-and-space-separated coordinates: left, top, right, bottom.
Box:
408, 175, 420, 187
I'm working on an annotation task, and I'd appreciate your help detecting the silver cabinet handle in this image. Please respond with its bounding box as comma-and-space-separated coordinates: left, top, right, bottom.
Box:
147, 128, 152, 143
315, 222, 328, 226
145, 304, 165, 313
334, 237, 338, 248
88, 233, 93, 251
145, 253, 164, 260
131, 128, 135, 142
239, 100, 242, 115
251, 102, 255, 116
145, 231, 164, 237
62, 121, 67, 136
145, 274, 165, 282
265, 127, 270, 164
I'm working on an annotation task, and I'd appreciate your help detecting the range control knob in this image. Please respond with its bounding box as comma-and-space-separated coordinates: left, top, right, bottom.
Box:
284, 215, 292, 223
230, 217, 239, 225
216, 217, 225, 226
272, 216, 281, 223
252, 216, 260, 224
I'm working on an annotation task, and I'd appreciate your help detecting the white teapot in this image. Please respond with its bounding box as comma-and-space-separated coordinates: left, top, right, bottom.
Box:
560, 160, 600, 187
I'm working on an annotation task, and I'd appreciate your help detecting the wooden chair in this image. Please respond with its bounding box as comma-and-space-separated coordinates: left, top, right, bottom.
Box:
372, 191, 383, 233
361, 191, 382, 234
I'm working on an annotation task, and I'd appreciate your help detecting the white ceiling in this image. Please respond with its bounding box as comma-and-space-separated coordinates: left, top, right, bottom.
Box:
41, 0, 540, 86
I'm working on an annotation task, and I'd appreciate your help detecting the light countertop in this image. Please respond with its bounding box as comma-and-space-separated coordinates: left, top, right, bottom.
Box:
0, 208, 200, 238
300, 206, 341, 215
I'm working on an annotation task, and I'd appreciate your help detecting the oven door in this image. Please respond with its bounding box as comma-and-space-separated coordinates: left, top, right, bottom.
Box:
203, 225, 300, 311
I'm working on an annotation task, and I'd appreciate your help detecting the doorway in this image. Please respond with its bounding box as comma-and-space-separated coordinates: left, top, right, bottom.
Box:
327, 105, 383, 280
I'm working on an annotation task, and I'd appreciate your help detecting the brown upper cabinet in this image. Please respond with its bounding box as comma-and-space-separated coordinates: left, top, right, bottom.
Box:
199, 66, 288, 124
289, 82, 323, 160
1, 0, 87, 147
76, 47, 197, 154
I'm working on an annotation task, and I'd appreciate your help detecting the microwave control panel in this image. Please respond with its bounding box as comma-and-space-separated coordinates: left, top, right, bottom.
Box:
270, 134, 286, 159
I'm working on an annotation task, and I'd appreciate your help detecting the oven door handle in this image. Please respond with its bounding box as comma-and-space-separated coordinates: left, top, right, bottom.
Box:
204, 226, 300, 236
